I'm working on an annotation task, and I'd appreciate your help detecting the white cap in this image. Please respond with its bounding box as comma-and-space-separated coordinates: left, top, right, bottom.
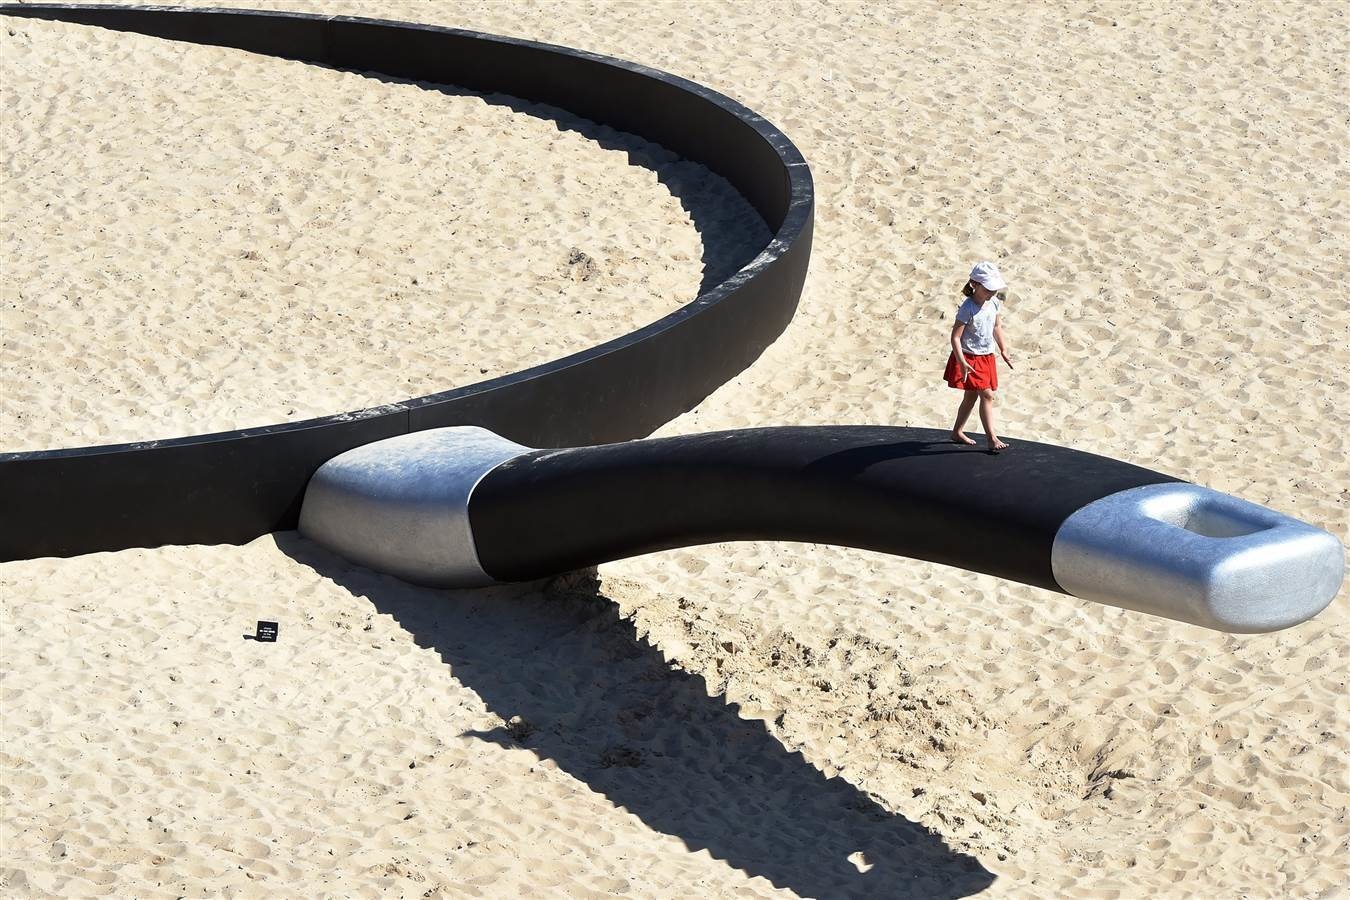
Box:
969, 261, 1006, 292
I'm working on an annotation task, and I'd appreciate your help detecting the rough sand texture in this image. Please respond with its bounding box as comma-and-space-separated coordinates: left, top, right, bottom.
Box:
1, 18, 764, 450
3, 1, 1348, 897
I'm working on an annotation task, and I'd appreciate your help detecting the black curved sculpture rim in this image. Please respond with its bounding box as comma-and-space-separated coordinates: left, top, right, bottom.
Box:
0, 3, 815, 561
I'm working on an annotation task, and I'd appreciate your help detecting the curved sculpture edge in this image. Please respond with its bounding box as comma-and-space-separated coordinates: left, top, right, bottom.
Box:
0, 3, 815, 561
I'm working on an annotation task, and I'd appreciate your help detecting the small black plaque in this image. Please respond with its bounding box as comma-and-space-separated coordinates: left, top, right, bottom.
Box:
254, 621, 278, 642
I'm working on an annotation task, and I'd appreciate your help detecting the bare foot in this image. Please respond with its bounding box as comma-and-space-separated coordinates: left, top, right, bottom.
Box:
989, 438, 1010, 453
951, 431, 977, 446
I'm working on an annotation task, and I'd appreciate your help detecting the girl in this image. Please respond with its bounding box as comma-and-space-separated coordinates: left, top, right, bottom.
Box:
944, 261, 1014, 452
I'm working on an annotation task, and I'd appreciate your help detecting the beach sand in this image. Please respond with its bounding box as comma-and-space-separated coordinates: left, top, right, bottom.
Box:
2, 1, 1347, 896
0, 16, 765, 450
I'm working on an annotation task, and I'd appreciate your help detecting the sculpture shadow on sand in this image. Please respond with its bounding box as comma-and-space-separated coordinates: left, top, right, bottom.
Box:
279, 533, 995, 898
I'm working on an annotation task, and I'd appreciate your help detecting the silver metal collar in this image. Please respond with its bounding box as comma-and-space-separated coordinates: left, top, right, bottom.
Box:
1051, 483, 1343, 633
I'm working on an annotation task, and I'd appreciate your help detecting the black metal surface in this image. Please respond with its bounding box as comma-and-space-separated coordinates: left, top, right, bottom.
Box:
470, 427, 1181, 592
0, 4, 814, 560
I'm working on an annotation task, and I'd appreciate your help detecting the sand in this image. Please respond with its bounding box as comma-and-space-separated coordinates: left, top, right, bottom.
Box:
2, 1, 1347, 897
0, 17, 764, 450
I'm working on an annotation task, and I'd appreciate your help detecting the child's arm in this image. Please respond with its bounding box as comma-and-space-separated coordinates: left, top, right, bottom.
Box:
950, 322, 974, 378
994, 319, 1014, 368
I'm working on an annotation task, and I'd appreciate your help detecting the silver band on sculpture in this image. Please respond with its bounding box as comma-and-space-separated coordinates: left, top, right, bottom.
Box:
1050, 483, 1344, 633
298, 427, 532, 586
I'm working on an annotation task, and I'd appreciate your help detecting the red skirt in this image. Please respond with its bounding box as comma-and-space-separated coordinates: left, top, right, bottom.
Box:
943, 351, 998, 391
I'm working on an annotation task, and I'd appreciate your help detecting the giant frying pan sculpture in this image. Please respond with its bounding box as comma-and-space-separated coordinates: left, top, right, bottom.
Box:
1, 5, 1342, 633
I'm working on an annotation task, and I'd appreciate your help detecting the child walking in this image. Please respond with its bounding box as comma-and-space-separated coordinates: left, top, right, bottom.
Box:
943, 261, 1014, 452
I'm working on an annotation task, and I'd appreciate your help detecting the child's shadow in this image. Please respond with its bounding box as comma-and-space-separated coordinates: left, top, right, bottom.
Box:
279, 534, 994, 898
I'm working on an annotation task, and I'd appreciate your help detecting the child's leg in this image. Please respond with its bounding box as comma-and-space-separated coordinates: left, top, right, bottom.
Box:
951, 390, 978, 444
978, 388, 1009, 451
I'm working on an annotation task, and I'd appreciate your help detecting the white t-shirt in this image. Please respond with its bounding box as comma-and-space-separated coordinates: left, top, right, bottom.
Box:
955, 296, 1000, 355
